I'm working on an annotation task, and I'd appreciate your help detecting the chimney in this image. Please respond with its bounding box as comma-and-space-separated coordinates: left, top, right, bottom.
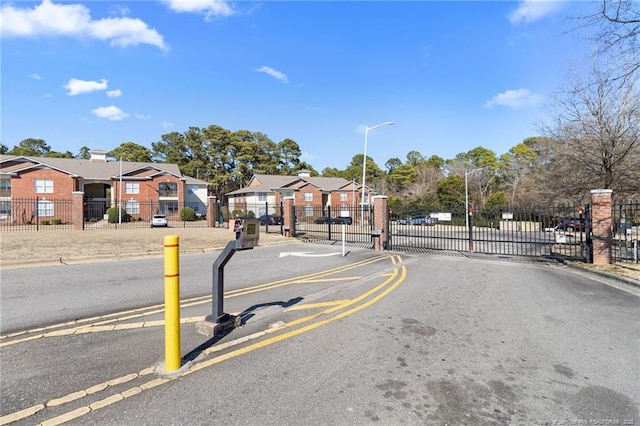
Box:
89, 149, 108, 162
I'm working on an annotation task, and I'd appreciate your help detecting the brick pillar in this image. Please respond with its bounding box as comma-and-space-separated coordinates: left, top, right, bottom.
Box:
283, 196, 295, 237
591, 189, 613, 264
207, 196, 216, 228
72, 191, 84, 230
372, 195, 388, 251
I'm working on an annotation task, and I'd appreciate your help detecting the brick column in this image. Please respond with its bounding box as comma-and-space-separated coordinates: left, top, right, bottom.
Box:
72, 191, 84, 230
283, 196, 295, 237
372, 195, 388, 251
207, 196, 216, 228
590, 189, 613, 264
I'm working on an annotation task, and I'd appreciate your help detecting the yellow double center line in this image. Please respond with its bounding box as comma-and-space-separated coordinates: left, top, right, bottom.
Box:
0, 254, 404, 426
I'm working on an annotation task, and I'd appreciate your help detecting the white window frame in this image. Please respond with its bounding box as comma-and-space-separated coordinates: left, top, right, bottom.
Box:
305, 205, 313, 217
37, 200, 54, 217
258, 192, 267, 202
125, 200, 140, 214
304, 192, 313, 202
125, 182, 139, 194
35, 179, 54, 194
340, 193, 348, 202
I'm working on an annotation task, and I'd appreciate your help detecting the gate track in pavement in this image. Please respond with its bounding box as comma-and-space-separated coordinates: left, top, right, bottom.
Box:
0, 253, 405, 426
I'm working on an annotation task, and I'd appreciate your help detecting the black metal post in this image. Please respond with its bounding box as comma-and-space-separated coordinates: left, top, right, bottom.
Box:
208, 232, 242, 322
468, 210, 474, 252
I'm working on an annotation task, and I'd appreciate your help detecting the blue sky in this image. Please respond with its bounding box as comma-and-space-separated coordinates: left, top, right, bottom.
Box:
1, 0, 595, 172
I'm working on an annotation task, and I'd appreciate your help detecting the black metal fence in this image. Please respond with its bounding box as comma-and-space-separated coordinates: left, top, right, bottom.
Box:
0, 197, 75, 231
291, 204, 374, 246
82, 200, 209, 230
613, 200, 640, 263
388, 204, 591, 261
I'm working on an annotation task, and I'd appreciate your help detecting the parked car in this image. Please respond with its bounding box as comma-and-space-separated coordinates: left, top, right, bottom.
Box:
259, 214, 282, 225
409, 215, 436, 226
314, 216, 353, 225
150, 214, 168, 228
397, 217, 412, 225
555, 217, 584, 232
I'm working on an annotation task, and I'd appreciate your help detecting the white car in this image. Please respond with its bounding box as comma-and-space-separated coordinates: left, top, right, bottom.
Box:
151, 214, 168, 227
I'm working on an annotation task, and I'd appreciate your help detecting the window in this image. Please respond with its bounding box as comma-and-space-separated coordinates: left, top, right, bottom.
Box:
0, 178, 10, 197
35, 179, 53, 193
125, 182, 139, 194
340, 193, 348, 202
159, 182, 178, 197
125, 200, 140, 214
258, 192, 267, 202
37, 200, 54, 217
304, 192, 313, 202
305, 206, 313, 217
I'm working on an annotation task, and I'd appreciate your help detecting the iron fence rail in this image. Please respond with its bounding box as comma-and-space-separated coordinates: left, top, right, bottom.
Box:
388, 204, 590, 261
291, 204, 374, 246
613, 200, 640, 263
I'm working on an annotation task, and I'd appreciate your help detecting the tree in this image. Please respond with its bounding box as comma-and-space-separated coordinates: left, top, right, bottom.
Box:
8, 138, 51, 156
0, 143, 8, 154
541, 61, 640, 199
582, 0, 640, 80
109, 142, 153, 162
277, 138, 301, 175
44, 150, 74, 158
498, 137, 545, 206
406, 150, 424, 166
436, 175, 465, 209
386, 163, 416, 192
385, 157, 402, 173
77, 146, 91, 159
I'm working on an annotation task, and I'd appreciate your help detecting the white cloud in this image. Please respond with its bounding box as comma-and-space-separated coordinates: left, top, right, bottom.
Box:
254, 66, 288, 83
484, 88, 544, 109
162, 121, 175, 129
0, 0, 167, 50
30, 73, 41, 80
135, 113, 151, 120
106, 89, 122, 98
92, 105, 128, 120
508, 0, 562, 25
162, 0, 235, 19
64, 78, 108, 96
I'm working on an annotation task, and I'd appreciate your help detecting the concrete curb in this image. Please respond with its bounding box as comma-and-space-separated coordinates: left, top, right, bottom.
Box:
561, 261, 640, 288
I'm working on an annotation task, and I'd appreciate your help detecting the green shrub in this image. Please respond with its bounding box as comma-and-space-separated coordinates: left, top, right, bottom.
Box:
52, 218, 62, 225
106, 207, 130, 223
41, 220, 51, 225
232, 209, 244, 218
246, 210, 256, 218
180, 207, 196, 221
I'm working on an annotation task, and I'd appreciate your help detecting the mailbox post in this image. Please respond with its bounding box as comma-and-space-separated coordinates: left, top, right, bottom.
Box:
196, 218, 260, 337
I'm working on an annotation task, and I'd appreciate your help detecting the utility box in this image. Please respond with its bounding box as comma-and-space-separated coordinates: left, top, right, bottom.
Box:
237, 218, 259, 249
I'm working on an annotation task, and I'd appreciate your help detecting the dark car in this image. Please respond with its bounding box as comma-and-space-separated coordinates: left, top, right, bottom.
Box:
314, 216, 353, 225
556, 217, 585, 232
259, 214, 282, 225
409, 215, 436, 226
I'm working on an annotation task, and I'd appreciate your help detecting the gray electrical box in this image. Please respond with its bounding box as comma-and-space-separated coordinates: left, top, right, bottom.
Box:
237, 218, 259, 249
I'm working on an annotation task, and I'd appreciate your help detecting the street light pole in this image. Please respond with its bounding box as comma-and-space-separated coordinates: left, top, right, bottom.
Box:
465, 169, 480, 229
361, 121, 394, 225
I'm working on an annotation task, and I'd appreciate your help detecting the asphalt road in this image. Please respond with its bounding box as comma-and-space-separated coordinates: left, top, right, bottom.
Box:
1, 243, 638, 425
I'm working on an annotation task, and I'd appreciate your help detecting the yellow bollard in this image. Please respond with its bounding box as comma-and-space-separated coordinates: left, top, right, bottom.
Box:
164, 235, 181, 372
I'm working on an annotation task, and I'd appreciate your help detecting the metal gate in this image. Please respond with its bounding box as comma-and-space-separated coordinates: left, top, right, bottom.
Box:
388, 204, 592, 261
291, 204, 375, 246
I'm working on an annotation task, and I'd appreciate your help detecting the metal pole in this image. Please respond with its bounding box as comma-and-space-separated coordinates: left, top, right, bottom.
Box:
164, 235, 181, 372
119, 157, 122, 225
361, 128, 369, 226
360, 121, 394, 226
465, 171, 469, 229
